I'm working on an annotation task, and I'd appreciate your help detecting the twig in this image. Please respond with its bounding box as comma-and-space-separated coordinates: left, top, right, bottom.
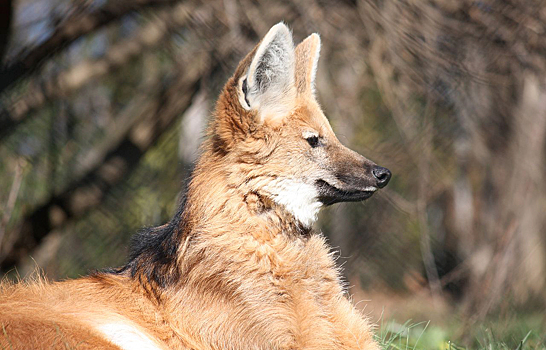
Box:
0, 2, 197, 142
418, 99, 443, 300
0, 0, 183, 94
0, 159, 25, 255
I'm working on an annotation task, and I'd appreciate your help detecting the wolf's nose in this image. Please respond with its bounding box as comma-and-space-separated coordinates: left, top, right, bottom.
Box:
372, 166, 391, 188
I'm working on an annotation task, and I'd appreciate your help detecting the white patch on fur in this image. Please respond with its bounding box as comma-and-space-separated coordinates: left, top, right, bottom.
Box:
302, 130, 319, 139
96, 323, 163, 350
264, 179, 322, 227
363, 186, 378, 192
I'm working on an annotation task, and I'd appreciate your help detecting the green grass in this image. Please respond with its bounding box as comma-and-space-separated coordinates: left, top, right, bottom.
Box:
1, 323, 14, 350
377, 318, 545, 350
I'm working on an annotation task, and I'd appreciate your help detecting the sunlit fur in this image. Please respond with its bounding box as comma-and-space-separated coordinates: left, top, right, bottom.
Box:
0, 24, 380, 350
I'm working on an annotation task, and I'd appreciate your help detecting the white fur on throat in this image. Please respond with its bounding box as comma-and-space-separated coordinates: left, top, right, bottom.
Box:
96, 323, 164, 350
264, 179, 322, 227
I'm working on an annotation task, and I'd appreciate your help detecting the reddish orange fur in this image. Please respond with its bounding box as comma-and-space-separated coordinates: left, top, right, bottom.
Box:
1, 25, 381, 350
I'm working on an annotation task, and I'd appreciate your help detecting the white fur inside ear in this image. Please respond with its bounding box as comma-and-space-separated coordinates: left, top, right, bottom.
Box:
243, 22, 296, 122
238, 77, 251, 110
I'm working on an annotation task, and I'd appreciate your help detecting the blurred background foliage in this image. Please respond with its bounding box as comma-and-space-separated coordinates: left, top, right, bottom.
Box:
0, 0, 545, 348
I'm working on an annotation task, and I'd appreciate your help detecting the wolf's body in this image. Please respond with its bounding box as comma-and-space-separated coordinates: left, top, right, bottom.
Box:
0, 23, 390, 350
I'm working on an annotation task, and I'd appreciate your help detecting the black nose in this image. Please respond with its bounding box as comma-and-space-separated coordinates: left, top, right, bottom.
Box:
372, 166, 391, 188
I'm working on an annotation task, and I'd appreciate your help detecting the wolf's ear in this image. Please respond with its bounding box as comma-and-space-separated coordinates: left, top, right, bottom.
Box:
238, 22, 296, 123
294, 33, 321, 96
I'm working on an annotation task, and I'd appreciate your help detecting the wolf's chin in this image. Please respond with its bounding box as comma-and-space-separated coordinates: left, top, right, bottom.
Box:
315, 179, 376, 206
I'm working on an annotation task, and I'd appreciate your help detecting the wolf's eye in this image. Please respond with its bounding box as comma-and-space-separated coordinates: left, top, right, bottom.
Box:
306, 135, 320, 148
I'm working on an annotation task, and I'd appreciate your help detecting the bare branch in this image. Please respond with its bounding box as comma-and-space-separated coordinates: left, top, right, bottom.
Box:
0, 50, 220, 272
0, 0, 184, 94
0, 0, 13, 61
0, 158, 25, 254
0, 2, 196, 142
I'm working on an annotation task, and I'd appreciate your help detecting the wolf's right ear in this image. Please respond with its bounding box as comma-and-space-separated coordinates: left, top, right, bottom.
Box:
238, 23, 296, 123
295, 33, 321, 96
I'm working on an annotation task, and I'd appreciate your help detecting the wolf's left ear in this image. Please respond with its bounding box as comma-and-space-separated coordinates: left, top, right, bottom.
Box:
239, 23, 296, 122
294, 33, 321, 96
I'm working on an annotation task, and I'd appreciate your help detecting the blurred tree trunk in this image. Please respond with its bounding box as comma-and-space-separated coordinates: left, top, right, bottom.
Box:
0, 0, 12, 62
359, 0, 546, 317
463, 75, 546, 318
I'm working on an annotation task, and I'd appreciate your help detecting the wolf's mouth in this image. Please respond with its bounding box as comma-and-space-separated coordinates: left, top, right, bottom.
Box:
315, 179, 376, 206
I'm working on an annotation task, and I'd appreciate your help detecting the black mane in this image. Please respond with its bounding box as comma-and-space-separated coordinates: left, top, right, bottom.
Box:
102, 195, 188, 292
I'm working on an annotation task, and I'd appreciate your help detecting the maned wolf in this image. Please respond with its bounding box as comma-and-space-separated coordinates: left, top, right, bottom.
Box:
0, 23, 390, 350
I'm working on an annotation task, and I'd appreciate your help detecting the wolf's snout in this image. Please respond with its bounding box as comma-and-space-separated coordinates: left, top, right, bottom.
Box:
372, 166, 391, 188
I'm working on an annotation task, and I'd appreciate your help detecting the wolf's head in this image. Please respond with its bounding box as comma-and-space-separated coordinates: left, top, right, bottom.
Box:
208, 23, 391, 227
